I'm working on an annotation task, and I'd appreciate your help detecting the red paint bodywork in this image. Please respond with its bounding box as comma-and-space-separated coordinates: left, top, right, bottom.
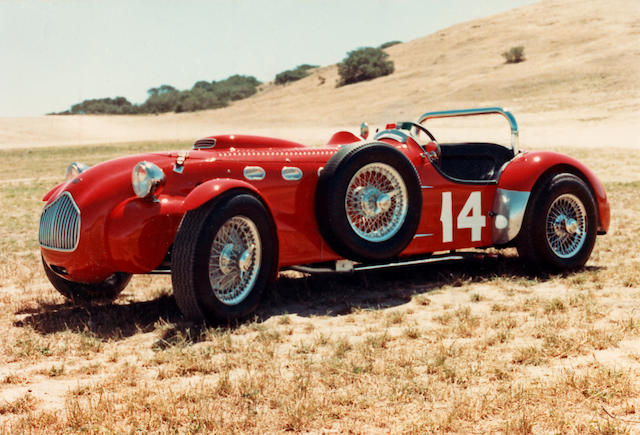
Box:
40, 132, 610, 283
498, 151, 610, 232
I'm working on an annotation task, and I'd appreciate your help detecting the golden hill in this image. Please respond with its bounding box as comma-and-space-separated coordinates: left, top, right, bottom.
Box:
1, 0, 638, 148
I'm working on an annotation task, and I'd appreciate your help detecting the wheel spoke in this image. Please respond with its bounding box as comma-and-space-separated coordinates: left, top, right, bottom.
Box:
545, 194, 587, 258
208, 216, 262, 305
344, 163, 408, 242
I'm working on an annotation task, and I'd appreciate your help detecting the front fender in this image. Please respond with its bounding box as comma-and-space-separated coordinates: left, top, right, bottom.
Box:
499, 151, 610, 233
42, 182, 66, 203
182, 178, 266, 211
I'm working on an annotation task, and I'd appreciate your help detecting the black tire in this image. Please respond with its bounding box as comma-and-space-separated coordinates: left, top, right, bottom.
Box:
516, 173, 597, 271
171, 193, 277, 323
42, 257, 131, 303
315, 142, 422, 262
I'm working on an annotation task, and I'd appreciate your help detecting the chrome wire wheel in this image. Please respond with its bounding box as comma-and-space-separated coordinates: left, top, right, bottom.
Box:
344, 163, 408, 242
545, 193, 587, 259
208, 216, 261, 305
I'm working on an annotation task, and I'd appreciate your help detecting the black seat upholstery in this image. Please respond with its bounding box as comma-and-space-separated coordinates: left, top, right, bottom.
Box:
437, 142, 514, 181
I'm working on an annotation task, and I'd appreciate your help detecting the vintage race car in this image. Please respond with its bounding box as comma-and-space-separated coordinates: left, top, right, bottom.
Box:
39, 107, 610, 322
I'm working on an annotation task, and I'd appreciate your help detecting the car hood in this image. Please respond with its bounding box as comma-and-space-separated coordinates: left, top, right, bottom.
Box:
43, 133, 329, 206
193, 134, 305, 152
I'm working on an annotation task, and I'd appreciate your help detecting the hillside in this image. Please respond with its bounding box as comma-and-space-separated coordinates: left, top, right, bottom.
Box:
1, 0, 638, 148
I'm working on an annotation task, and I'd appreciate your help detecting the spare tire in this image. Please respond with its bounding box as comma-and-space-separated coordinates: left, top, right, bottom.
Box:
315, 142, 421, 262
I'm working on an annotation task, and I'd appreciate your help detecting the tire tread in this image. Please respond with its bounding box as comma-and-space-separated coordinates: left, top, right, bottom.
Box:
171, 206, 210, 321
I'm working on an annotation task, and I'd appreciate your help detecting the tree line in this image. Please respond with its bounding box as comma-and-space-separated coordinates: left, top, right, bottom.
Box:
56, 41, 402, 115
57, 75, 261, 115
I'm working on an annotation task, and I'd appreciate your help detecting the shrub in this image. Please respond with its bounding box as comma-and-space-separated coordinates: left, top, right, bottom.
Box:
378, 40, 401, 50
337, 47, 394, 86
213, 74, 261, 101
68, 97, 138, 115
502, 46, 525, 63
60, 75, 261, 115
274, 64, 318, 85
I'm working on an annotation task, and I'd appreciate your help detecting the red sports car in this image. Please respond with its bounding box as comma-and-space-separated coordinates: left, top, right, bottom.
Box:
39, 107, 610, 322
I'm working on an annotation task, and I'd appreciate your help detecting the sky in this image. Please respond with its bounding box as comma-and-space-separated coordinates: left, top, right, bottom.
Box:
0, 0, 535, 117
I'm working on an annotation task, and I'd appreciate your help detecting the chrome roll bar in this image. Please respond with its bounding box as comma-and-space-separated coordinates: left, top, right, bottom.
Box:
417, 107, 519, 154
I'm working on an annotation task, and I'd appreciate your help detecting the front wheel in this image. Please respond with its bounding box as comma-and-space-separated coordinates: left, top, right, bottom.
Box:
171, 193, 277, 323
42, 257, 131, 303
516, 173, 597, 271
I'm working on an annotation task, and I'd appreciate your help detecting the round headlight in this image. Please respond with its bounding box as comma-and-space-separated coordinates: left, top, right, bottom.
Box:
65, 162, 89, 181
132, 161, 166, 199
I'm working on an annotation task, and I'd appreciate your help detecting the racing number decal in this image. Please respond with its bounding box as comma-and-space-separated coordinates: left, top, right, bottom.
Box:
440, 191, 486, 242
441, 192, 453, 242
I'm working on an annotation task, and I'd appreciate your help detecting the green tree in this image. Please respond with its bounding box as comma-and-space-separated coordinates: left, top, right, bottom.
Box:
275, 64, 318, 85
58, 75, 261, 115
69, 97, 137, 114
337, 47, 394, 86
215, 75, 261, 100
378, 40, 401, 49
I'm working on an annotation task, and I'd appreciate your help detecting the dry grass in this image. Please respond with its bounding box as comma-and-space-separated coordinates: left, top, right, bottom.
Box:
0, 1, 638, 431
1, 146, 640, 432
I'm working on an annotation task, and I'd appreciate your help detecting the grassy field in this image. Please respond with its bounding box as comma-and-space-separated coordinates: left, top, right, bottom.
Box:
0, 142, 639, 433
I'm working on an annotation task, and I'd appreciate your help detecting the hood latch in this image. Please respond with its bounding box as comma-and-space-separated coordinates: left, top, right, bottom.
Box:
173, 151, 189, 174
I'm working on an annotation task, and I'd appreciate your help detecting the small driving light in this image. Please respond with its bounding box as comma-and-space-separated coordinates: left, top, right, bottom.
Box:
132, 161, 166, 199
360, 122, 369, 139
65, 162, 89, 181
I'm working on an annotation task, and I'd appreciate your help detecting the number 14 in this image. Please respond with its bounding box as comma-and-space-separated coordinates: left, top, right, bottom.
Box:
440, 192, 486, 243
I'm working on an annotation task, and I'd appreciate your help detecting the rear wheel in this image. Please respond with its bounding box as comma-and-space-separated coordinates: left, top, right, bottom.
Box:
171, 193, 276, 323
517, 173, 597, 271
42, 257, 131, 303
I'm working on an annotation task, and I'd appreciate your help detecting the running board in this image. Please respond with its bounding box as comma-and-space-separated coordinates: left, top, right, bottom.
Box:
150, 252, 491, 276
290, 253, 468, 275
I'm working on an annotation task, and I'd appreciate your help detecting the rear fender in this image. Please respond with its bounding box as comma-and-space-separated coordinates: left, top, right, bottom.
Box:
497, 151, 610, 236
326, 131, 362, 146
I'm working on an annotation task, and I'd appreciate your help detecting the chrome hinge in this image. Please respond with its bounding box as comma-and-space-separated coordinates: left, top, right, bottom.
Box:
173, 151, 189, 174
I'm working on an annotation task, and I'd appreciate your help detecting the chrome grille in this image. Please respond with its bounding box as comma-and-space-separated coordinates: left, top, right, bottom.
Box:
39, 192, 81, 251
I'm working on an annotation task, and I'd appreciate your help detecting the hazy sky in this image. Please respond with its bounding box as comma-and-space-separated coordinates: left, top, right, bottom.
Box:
0, 0, 534, 117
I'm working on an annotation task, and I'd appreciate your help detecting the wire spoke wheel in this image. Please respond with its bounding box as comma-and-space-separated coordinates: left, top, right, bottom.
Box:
345, 163, 408, 242
315, 142, 421, 261
517, 172, 598, 272
545, 193, 587, 259
208, 216, 261, 305
172, 193, 275, 322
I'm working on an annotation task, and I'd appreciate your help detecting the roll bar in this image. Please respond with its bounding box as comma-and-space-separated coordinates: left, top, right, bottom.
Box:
417, 107, 519, 154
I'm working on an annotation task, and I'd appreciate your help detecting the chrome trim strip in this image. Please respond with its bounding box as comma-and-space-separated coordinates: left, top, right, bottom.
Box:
491, 188, 530, 244
243, 166, 265, 180
39, 192, 81, 252
289, 254, 465, 274
421, 185, 433, 189
282, 166, 303, 181
148, 269, 172, 275
373, 129, 409, 143
354, 255, 464, 271
413, 233, 433, 238
417, 107, 519, 154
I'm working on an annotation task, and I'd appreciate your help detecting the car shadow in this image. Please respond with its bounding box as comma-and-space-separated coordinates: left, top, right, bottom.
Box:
14, 294, 183, 340
15, 253, 603, 342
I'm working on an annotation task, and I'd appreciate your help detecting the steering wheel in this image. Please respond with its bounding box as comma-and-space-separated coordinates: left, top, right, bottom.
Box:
409, 122, 437, 143
404, 122, 440, 164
